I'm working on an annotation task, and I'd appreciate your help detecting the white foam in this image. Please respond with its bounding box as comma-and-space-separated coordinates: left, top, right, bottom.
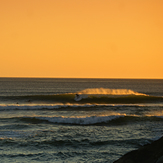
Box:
38, 114, 126, 125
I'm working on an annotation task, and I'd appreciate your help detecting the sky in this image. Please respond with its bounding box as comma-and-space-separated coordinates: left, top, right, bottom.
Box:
0, 0, 163, 78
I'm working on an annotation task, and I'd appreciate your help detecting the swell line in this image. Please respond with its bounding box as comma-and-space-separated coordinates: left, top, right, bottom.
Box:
2, 114, 163, 125
0, 88, 163, 104
0, 103, 161, 111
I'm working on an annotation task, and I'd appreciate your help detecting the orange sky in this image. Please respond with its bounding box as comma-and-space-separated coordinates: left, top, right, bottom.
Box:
0, 0, 163, 78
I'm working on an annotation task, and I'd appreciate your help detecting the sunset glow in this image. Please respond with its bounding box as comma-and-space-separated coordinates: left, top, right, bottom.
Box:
0, 0, 163, 78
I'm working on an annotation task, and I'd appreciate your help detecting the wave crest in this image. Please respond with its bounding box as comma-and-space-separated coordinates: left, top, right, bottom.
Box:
77, 88, 146, 96
20, 114, 126, 125
18, 114, 163, 125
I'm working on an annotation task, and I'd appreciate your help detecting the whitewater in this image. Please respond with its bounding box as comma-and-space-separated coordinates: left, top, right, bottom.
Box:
0, 78, 163, 162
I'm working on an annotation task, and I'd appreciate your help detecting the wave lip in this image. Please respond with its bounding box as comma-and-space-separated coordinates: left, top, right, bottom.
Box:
3, 113, 163, 125
74, 88, 163, 103
77, 88, 147, 96
18, 114, 163, 125
1, 88, 163, 104
30, 114, 126, 125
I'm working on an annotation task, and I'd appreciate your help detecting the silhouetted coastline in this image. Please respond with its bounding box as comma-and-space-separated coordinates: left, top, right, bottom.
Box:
114, 136, 163, 163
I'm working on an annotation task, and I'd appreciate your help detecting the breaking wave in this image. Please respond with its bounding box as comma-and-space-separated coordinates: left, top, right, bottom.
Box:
0, 88, 162, 104
37, 114, 125, 125
4, 114, 163, 125
77, 88, 146, 96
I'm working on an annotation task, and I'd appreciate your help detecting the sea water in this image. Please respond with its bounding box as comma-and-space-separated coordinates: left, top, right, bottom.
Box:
0, 78, 163, 163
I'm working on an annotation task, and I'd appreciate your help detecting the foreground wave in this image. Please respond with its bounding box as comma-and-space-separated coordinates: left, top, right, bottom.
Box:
2, 114, 163, 125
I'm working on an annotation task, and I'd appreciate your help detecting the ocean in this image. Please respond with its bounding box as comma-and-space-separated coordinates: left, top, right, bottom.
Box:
0, 78, 163, 163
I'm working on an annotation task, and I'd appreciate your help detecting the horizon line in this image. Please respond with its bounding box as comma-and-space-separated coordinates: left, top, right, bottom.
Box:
0, 76, 163, 79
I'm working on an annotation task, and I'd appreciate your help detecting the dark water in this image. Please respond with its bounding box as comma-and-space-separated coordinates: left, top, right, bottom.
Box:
0, 78, 163, 163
